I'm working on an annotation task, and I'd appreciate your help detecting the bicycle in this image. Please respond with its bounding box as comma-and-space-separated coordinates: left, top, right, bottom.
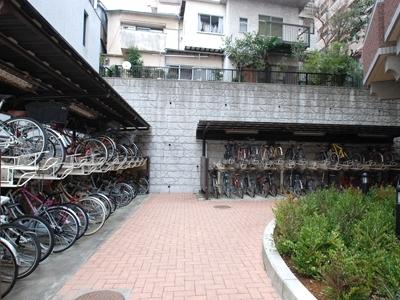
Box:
261, 171, 278, 197
0, 99, 48, 165
9, 188, 80, 253
242, 171, 256, 197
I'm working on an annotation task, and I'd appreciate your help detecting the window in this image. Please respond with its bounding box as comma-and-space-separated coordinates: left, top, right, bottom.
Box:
239, 18, 248, 32
258, 15, 283, 38
301, 17, 315, 34
198, 14, 223, 34
83, 11, 88, 46
122, 24, 163, 33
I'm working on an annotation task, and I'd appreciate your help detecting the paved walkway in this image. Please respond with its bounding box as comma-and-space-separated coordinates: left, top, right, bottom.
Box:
56, 194, 278, 300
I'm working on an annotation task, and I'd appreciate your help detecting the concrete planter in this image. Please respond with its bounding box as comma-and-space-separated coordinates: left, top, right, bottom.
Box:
262, 219, 317, 300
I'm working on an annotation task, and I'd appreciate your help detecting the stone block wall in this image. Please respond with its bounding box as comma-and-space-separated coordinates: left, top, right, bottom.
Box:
107, 78, 400, 193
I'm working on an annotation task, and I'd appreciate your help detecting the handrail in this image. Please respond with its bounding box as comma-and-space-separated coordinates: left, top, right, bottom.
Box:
101, 65, 363, 88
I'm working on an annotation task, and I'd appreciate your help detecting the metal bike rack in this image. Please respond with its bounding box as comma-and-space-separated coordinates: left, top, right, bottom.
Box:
1, 153, 42, 187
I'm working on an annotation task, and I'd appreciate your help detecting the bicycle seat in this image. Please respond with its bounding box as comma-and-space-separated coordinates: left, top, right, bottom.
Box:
0, 195, 10, 206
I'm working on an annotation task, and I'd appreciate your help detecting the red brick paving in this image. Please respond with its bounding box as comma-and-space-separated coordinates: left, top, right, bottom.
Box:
56, 193, 278, 300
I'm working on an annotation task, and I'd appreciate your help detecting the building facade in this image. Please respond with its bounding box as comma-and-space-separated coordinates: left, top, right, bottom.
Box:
27, 0, 104, 71
362, 0, 400, 100
104, 0, 315, 71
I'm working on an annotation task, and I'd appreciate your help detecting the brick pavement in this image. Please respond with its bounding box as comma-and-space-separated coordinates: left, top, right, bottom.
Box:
56, 193, 278, 300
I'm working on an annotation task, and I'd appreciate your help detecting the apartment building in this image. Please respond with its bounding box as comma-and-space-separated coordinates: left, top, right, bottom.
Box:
362, 0, 400, 100
313, 0, 373, 55
27, 0, 104, 71
104, 0, 314, 71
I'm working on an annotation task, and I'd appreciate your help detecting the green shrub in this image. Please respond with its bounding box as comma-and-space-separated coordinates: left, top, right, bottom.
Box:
274, 186, 400, 299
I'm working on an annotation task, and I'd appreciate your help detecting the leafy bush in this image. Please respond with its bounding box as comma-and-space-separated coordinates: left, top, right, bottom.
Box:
127, 47, 143, 67
274, 187, 400, 299
224, 33, 282, 70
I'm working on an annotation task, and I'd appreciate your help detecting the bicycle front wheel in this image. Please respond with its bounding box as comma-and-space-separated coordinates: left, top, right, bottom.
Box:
1, 224, 41, 279
79, 197, 106, 236
4, 117, 48, 165
39, 207, 79, 253
61, 203, 89, 239
12, 215, 55, 261
0, 238, 19, 298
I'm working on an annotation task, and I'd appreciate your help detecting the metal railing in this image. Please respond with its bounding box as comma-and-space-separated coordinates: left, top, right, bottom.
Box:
100, 65, 362, 88
259, 21, 311, 47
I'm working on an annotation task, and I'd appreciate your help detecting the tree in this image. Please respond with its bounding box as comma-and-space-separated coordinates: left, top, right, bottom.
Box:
223, 33, 282, 71
302, 42, 362, 84
127, 47, 143, 67
314, 0, 374, 51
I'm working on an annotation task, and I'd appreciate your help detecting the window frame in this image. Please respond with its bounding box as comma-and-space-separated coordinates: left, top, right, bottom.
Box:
198, 14, 224, 34
83, 10, 88, 46
239, 17, 248, 33
258, 15, 283, 38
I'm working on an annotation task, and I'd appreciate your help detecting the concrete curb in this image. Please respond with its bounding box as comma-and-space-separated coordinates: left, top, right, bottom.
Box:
262, 220, 317, 300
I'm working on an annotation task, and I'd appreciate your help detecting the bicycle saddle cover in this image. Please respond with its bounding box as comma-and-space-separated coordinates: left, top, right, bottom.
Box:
0, 195, 10, 206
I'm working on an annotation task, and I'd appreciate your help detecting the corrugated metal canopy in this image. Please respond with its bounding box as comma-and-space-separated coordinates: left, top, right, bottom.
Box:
0, 0, 149, 131
196, 120, 400, 144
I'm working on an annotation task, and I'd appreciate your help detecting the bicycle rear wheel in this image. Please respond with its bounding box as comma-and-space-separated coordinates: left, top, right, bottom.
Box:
12, 215, 54, 261
0, 238, 18, 298
39, 207, 79, 253
79, 197, 106, 236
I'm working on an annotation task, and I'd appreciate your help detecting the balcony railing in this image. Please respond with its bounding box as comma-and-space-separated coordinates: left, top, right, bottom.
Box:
120, 29, 166, 52
100, 65, 361, 88
259, 21, 311, 47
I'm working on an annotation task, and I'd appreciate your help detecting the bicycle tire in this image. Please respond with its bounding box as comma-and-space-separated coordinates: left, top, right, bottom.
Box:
1, 223, 41, 279
62, 203, 89, 239
262, 182, 270, 198
79, 197, 106, 236
270, 184, 278, 197
329, 153, 339, 166
43, 128, 66, 174
112, 183, 135, 207
3, 117, 48, 165
371, 152, 384, 164
0, 237, 19, 298
12, 215, 55, 262
89, 193, 112, 219
74, 138, 108, 166
137, 178, 149, 194
39, 206, 79, 253
293, 181, 303, 197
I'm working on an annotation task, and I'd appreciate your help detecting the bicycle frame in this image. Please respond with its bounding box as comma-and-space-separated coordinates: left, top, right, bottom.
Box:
331, 143, 348, 159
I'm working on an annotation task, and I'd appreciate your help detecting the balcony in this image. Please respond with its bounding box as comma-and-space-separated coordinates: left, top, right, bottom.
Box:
120, 28, 166, 52
259, 21, 310, 48
362, 0, 400, 100
101, 66, 361, 88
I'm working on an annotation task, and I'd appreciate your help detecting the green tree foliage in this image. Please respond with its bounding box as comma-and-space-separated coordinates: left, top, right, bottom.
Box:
274, 187, 400, 299
302, 42, 362, 77
315, 0, 375, 49
127, 47, 143, 67
223, 33, 282, 70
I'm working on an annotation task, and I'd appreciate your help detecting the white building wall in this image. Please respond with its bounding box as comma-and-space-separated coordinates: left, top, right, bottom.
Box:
106, 11, 180, 66
182, 0, 226, 50
28, 0, 102, 71
226, 0, 301, 39
108, 78, 400, 193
